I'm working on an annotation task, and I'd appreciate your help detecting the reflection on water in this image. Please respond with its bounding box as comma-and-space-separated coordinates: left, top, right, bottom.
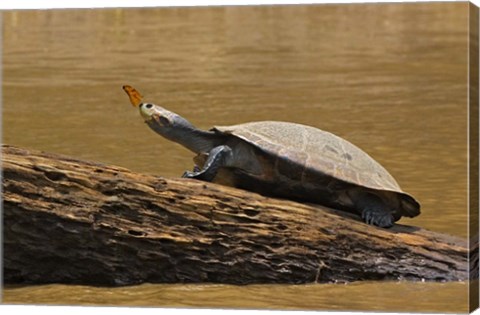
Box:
2, 281, 470, 313
2, 2, 471, 312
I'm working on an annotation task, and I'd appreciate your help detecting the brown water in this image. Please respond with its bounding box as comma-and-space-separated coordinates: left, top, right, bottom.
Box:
1, 3, 472, 312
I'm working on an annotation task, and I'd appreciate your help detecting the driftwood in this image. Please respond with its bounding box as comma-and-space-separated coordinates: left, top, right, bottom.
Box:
2, 144, 470, 286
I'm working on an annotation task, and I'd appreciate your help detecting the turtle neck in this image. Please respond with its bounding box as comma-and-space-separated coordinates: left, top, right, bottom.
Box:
146, 117, 225, 154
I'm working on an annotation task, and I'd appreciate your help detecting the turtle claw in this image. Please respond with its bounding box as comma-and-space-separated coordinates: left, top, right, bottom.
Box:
182, 165, 203, 179
182, 170, 211, 181
361, 208, 394, 228
182, 171, 196, 178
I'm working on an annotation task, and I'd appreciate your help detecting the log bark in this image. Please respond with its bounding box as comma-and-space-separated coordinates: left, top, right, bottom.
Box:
2, 144, 470, 286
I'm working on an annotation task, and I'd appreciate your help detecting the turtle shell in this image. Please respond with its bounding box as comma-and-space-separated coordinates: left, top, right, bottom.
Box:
213, 121, 402, 193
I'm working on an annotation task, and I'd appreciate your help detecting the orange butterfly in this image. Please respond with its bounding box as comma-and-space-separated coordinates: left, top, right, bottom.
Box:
123, 85, 143, 107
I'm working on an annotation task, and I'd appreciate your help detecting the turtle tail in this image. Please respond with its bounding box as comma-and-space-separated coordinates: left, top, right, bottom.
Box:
400, 193, 421, 218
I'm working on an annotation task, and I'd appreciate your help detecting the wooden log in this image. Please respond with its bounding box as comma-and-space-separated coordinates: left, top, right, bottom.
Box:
2, 144, 470, 286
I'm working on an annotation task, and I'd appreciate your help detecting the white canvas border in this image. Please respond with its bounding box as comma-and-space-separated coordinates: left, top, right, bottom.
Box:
1, 1, 478, 315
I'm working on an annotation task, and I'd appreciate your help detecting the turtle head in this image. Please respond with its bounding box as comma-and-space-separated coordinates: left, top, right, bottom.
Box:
139, 103, 175, 127
139, 103, 192, 139
138, 102, 220, 153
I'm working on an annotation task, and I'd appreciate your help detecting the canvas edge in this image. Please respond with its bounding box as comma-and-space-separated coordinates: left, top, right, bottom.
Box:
469, 1, 480, 313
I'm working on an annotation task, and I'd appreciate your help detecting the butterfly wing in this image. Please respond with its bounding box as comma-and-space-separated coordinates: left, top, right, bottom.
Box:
122, 85, 143, 107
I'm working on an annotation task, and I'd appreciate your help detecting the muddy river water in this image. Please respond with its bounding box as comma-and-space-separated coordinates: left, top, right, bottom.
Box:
1, 3, 473, 312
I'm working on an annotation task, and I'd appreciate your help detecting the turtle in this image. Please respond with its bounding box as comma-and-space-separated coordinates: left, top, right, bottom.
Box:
123, 85, 420, 228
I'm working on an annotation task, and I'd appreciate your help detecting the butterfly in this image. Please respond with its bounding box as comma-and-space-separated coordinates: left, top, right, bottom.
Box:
122, 85, 143, 107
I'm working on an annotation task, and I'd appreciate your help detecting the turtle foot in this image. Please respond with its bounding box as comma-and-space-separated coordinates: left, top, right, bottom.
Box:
182, 171, 203, 179
361, 208, 394, 228
181, 165, 202, 179
181, 146, 233, 182
181, 170, 215, 181
182, 171, 195, 178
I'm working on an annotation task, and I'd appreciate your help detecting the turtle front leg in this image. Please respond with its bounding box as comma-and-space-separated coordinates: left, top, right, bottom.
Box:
182, 145, 233, 182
